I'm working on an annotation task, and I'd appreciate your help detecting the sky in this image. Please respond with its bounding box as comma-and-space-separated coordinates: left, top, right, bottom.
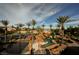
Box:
0, 3, 79, 28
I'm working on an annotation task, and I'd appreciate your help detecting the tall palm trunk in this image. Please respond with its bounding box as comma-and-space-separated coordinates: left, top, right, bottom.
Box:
27, 26, 30, 32
59, 23, 64, 45
50, 27, 52, 31
59, 23, 64, 36
33, 25, 34, 30
4, 26, 8, 48
61, 23, 64, 36
5, 26, 7, 43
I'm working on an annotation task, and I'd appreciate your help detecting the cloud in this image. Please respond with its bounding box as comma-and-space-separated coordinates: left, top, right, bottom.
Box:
30, 4, 63, 22
0, 3, 65, 27
65, 15, 79, 26
66, 21, 79, 26
0, 3, 39, 25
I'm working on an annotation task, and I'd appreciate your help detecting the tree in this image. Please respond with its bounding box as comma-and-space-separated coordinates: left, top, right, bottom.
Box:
57, 16, 69, 35
36, 26, 42, 32
16, 23, 24, 34
49, 24, 52, 30
11, 25, 15, 29
31, 19, 36, 30
27, 23, 31, 29
42, 24, 45, 30
0, 20, 9, 42
16, 23, 24, 39
77, 25, 79, 28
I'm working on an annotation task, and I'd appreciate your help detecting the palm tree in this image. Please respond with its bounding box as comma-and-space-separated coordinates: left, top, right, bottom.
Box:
37, 26, 41, 32
16, 23, 24, 40
27, 23, 31, 29
16, 23, 24, 35
0, 20, 9, 42
11, 25, 15, 40
31, 19, 36, 30
49, 24, 52, 30
77, 25, 79, 28
57, 16, 79, 46
11, 25, 15, 29
42, 24, 45, 30
57, 16, 69, 35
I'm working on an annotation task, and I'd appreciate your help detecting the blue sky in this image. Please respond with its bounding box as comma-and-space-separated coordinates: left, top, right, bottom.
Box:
0, 3, 79, 28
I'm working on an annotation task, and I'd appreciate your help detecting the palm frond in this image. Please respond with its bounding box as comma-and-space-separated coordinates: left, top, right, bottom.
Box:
16, 23, 24, 27
66, 19, 79, 23
0, 20, 9, 26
